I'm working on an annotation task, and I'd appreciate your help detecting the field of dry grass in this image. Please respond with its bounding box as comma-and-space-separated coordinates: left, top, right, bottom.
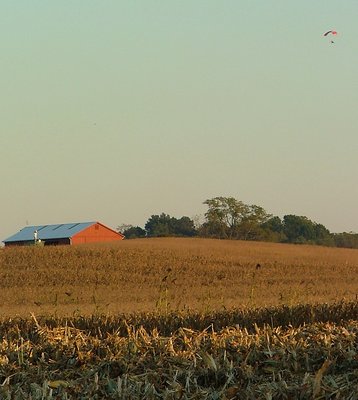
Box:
1, 237, 357, 317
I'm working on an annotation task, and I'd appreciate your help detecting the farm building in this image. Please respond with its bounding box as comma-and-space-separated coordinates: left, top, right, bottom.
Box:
3, 222, 124, 247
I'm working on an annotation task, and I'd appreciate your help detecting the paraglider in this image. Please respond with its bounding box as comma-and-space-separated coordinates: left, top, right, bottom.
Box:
323, 30, 338, 44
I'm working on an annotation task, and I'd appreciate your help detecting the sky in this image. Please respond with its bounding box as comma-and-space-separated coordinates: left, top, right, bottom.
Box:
1, 1, 357, 240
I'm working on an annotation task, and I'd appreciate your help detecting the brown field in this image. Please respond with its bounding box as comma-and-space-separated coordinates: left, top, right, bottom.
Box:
1, 237, 357, 317
0, 307, 358, 399
1, 238, 358, 398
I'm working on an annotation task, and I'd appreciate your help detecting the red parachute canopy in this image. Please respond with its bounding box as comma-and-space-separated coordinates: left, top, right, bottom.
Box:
324, 30, 338, 36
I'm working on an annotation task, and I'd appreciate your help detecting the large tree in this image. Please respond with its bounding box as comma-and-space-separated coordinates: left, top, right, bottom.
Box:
202, 197, 271, 240
261, 216, 286, 242
171, 216, 197, 237
145, 213, 172, 237
283, 215, 316, 243
122, 226, 147, 239
202, 197, 248, 239
145, 213, 196, 237
238, 204, 272, 240
282, 215, 332, 245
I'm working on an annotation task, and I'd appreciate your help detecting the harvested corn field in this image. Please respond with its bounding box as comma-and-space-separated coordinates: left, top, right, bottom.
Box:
0, 238, 358, 316
1, 238, 358, 398
1, 302, 358, 399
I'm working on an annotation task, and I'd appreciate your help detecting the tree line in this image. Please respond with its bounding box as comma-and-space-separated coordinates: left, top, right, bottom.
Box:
118, 196, 358, 249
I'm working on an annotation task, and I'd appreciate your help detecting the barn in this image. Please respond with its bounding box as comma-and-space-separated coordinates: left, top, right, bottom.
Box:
3, 222, 124, 247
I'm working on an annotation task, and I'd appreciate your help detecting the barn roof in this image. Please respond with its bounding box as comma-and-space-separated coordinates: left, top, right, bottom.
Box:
3, 222, 96, 243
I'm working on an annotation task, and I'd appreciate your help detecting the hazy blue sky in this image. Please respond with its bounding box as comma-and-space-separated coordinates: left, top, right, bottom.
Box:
1, 1, 357, 240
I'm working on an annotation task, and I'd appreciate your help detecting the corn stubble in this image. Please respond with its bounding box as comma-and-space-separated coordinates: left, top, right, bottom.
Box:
0, 303, 358, 399
1, 238, 358, 398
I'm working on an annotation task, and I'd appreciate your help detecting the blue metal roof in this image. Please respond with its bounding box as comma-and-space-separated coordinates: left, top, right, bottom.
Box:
3, 222, 96, 243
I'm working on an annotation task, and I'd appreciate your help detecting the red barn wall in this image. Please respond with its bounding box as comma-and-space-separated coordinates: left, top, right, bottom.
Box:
71, 223, 124, 245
